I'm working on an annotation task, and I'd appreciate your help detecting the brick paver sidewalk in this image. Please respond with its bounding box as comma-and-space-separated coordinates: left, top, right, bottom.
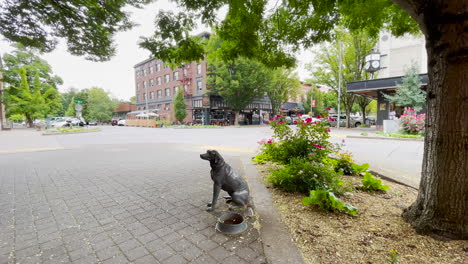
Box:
0, 143, 266, 264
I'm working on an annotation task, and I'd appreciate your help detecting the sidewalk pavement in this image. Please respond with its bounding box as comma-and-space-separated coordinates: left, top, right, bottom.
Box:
0, 143, 270, 264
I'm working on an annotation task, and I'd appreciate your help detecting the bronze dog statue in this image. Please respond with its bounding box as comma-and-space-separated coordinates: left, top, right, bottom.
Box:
200, 150, 250, 212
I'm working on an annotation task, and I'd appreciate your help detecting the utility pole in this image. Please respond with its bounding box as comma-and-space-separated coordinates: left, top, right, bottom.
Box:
0, 55, 5, 130
337, 40, 342, 129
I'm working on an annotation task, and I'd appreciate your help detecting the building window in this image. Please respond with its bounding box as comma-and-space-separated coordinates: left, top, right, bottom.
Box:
156, 77, 161, 85
150, 91, 154, 100
183, 68, 187, 76
173, 71, 179, 81
193, 100, 202, 108
174, 86, 179, 94
197, 79, 202, 91
157, 104, 161, 110
143, 81, 147, 89
157, 90, 162, 98
183, 84, 188, 92
197, 64, 202, 75
135, 69, 140, 76
143, 68, 147, 76
137, 83, 140, 91
165, 74, 170, 83
150, 79, 154, 87
165, 88, 170, 97
143, 93, 147, 101
156, 63, 161, 72
149, 66, 154, 74
165, 103, 170, 110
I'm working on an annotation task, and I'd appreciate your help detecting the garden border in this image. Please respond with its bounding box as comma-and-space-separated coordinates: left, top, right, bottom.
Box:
240, 156, 305, 264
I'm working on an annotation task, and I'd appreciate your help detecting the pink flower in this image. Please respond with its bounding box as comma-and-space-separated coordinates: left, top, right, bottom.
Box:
328, 117, 335, 121
298, 170, 304, 174
267, 139, 273, 144
293, 120, 297, 124
297, 113, 303, 117
313, 144, 324, 149
326, 128, 331, 132
278, 121, 284, 125
317, 114, 322, 119
276, 115, 282, 118
305, 118, 312, 123
269, 117, 273, 121
326, 107, 331, 111
265, 121, 270, 124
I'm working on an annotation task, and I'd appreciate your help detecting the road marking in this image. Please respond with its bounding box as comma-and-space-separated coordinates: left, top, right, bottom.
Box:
0, 147, 65, 154
198, 145, 255, 153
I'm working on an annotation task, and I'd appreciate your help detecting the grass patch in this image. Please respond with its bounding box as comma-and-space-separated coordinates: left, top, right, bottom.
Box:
167, 125, 221, 129
44, 127, 100, 134
360, 132, 368, 136
376, 131, 423, 139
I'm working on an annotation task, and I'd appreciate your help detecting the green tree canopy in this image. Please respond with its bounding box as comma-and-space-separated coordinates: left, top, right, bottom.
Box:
6, 67, 62, 127
310, 29, 377, 127
86, 88, 117, 122
0, 0, 152, 61
173, 87, 187, 123
266, 68, 301, 115
383, 65, 426, 111
207, 57, 270, 124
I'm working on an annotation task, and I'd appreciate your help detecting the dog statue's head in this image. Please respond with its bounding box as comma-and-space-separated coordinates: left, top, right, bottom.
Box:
200, 150, 224, 165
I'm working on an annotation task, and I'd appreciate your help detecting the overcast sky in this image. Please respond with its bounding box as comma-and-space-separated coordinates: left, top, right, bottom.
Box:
0, 1, 313, 101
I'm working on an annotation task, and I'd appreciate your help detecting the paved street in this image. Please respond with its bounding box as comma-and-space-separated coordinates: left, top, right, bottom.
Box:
0, 126, 424, 264
0, 139, 266, 264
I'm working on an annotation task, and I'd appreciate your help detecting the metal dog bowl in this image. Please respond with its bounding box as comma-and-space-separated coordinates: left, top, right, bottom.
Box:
215, 212, 247, 235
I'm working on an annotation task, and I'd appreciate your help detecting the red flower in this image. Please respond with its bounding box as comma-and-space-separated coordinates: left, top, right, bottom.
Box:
293, 120, 297, 124
267, 139, 273, 144
297, 113, 303, 117
326, 107, 331, 111
269, 117, 273, 121
278, 121, 285, 125
317, 115, 322, 119
305, 118, 312, 123
329, 117, 335, 121
326, 128, 331, 132
313, 144, 324, 149
265, 121, 270, 124
276, 115, 282, 118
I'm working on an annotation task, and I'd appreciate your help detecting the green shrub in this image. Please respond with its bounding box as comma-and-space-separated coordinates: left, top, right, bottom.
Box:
260, 115, 336, 165
251, 153, 272, 164
352, 163, 370, 175
267, 157, 344, 194
302, 190, 357, 216
334, 152, 355, 175
360, 172, 389, 192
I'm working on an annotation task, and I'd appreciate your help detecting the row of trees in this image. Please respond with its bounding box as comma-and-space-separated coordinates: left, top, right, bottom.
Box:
0, 0, 466, 238
1, 45, 120, 126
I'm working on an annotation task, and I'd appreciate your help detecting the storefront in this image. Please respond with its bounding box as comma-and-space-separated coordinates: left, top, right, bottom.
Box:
347, 74, 428, 130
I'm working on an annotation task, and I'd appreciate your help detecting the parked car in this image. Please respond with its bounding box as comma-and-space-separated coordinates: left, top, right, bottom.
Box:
111, 119, 119, 126
117, 119, 126, 126
88, 121, 98, 126
328, 115, 362, 127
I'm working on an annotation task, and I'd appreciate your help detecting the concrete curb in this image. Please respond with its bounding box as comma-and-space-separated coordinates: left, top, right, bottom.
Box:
347, 135, 424, 142
369, 169, 419, 190
240, 156, 305, 264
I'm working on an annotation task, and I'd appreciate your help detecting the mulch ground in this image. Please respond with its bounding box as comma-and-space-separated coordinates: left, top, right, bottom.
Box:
256, 164, 468, 264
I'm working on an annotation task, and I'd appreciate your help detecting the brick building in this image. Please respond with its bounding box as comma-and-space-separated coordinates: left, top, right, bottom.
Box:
133, 33, 272, 125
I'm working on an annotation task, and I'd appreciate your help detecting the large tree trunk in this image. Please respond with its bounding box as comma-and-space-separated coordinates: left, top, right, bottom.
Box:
234, 110, 240, 125
396, 0, 468, 239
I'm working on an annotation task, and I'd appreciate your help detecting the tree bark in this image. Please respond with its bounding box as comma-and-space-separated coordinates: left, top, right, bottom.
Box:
234, 110, 240, 125
396, 0, 468, 239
